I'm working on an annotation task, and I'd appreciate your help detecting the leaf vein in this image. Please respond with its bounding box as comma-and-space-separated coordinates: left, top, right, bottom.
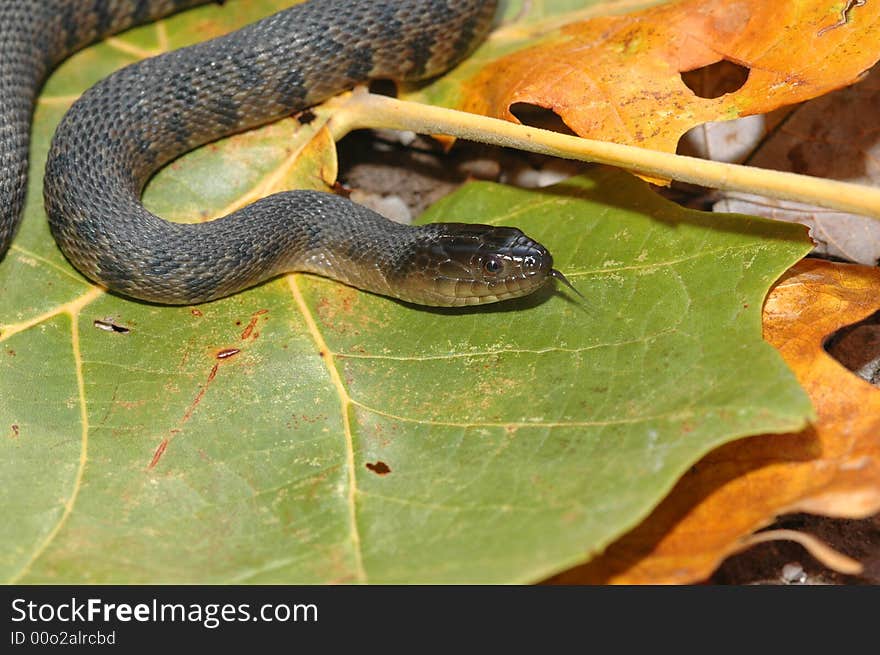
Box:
286, 275, 367, 583
7, 305, 91, 582
349, 398, 692, 429
335, 330, 675, 362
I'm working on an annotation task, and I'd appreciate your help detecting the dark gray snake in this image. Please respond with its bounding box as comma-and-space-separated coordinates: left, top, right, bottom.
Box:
0, 0, 566, 306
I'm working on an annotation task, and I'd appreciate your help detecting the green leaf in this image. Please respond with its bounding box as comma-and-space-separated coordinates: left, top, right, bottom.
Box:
0, 0, 813, 583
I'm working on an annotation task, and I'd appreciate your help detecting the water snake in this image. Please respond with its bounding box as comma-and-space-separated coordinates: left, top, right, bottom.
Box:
0, 0, 569, 306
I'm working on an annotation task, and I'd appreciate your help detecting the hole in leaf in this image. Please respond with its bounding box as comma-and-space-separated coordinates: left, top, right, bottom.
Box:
365, 461, 392, 475
93, 319, 130, 334
296, 108, 316, 125
823, 309, 880, 387
368, 79, 398, 98
509, 103, 578, 136
681, 60, 750, 99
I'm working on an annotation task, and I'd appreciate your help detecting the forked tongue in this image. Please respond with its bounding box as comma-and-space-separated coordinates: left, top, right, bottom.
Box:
550, 269, 585, 301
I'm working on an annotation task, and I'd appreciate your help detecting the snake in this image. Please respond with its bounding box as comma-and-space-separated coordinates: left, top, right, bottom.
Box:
0, 0, 573, 307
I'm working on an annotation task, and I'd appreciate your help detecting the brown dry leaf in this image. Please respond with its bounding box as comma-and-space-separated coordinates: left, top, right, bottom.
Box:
715, 64, 880, 265
549, 258, 880, 584
462, 0, 880, 152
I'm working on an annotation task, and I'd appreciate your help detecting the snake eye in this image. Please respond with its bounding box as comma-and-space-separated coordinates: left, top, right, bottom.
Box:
482, 256, 504, 276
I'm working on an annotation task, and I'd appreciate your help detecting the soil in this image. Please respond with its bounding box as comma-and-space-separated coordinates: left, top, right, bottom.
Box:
712, 513, 880, 585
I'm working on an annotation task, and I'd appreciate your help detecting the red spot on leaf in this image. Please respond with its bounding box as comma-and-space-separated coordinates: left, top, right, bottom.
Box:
179, 363, 219, 426
149, 439, 168, 469
240, 309, 269, 339
153, 335, 243, 468
240, 320, 257, 340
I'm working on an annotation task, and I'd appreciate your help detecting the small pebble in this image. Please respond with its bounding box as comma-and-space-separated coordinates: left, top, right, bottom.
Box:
459, 158, 502, 180
781, 562, 807, 584
350, 190, 412, 224
372, 128, 417, 147
506, 158, 586, 188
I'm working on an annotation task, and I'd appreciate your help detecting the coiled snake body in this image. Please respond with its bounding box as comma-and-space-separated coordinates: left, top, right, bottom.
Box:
0, 0, 560, 306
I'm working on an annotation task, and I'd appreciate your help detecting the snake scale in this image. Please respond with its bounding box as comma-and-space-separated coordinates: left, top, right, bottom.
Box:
0, 0, 566, 306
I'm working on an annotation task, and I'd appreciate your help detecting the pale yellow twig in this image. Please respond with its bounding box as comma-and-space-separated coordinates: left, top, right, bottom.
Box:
331, 90, 880, 220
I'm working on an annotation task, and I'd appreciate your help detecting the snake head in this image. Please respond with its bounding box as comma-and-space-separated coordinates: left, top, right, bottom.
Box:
407, 223, 556, 306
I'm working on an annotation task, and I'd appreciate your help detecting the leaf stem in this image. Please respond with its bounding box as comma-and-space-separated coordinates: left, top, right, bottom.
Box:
332, 89, 880, 220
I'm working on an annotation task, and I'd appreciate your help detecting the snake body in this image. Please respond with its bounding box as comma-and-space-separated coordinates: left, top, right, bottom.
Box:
0, 0, 559, 306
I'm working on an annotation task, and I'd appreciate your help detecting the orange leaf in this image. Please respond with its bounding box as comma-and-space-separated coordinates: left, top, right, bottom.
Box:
462, 0, 880, 152
549, 259, 880, 584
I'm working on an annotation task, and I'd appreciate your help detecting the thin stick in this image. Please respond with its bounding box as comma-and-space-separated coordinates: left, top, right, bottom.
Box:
737, 529, 863, 576
331, 90, 880, 220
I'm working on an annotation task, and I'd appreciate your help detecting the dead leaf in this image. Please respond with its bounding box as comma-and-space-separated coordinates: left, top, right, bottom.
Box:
547, 258, 880, 584
462, 0, 880, 152
715, 64, 880, 265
